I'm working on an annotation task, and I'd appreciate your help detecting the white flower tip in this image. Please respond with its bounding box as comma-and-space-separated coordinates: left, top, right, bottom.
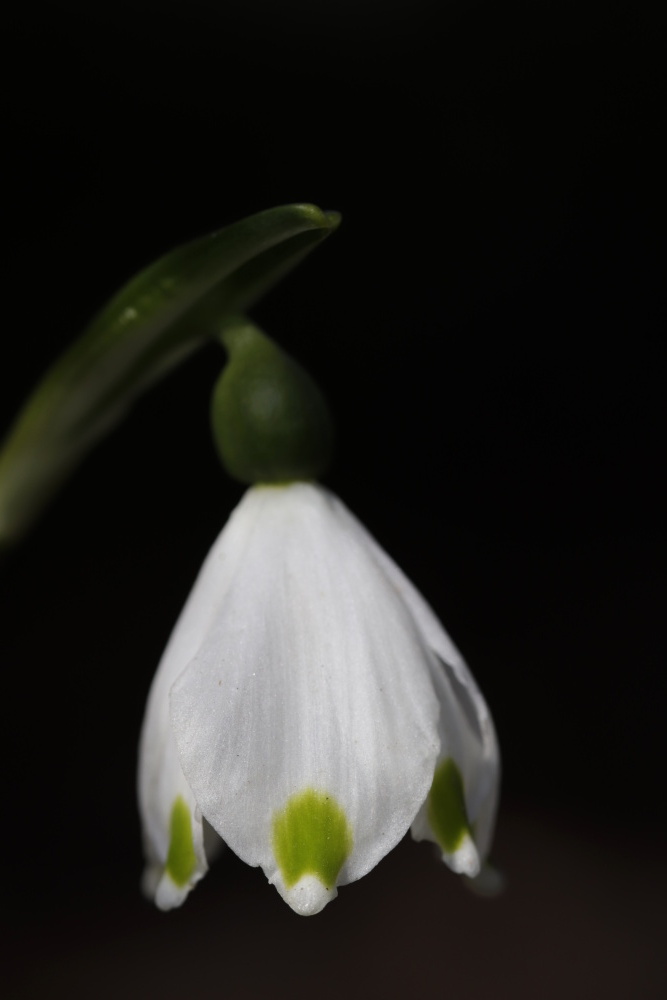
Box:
154, 871, 193, 911
275, 874, 338, 916
441, 832, 481, 878
140, 793, 205, 911
418, 756, 481, 878
268, 787, 351, 915
142, 863, 199, 911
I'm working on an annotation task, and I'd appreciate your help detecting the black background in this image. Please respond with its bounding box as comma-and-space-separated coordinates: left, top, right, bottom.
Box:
3, 2, 665, 997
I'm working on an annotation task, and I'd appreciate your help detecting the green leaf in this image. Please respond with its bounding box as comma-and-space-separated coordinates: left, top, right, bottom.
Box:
0, 204, 340, 547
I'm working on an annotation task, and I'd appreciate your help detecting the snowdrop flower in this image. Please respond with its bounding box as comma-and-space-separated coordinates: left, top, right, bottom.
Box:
138, 320, 500, 916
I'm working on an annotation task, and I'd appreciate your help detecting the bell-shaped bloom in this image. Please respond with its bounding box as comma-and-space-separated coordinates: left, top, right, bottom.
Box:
138, 482, 499, 915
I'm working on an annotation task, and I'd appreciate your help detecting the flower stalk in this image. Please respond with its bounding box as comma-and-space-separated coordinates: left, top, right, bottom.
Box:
0, 204, 339, 548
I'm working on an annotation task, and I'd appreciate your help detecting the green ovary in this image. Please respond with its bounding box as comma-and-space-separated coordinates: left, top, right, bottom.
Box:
427, 758, 473, 854
165, 795, 197, 887
272, 789, 353, 889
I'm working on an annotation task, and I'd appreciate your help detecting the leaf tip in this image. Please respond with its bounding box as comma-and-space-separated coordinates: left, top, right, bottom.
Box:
291, 203, 342, 233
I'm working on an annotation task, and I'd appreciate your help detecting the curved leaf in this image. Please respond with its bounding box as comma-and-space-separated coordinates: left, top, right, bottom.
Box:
0, 204, 340, 547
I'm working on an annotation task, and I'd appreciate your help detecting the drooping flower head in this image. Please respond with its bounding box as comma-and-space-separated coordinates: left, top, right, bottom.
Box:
138, 319, 500, 915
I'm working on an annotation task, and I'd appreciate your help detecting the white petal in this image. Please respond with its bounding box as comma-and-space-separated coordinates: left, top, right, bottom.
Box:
430, 652, 500, 862
350, 519, 500, 863
409, 665, 483, 877
137, 498, 258, 907
170, 483, 440, 913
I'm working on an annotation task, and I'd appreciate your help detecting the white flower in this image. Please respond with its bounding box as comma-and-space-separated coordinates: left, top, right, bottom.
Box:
138, 482, 499, 916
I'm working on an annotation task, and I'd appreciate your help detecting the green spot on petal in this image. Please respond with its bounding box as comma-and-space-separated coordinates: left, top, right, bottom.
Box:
427, 758, 473, 854
272, 789, 353, 890
165, 795, 197, 887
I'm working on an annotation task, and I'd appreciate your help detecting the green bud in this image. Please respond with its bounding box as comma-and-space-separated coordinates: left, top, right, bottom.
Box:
212, 318, 334, 484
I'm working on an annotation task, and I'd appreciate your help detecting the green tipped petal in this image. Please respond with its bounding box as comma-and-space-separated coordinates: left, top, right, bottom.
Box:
272, 789, 353, 892
165, 795, 198, 888
0, 204, 339, 547
426, 757, 480, 876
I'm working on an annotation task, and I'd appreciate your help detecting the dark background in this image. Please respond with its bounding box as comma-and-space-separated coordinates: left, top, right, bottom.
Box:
3, 2, 665, 997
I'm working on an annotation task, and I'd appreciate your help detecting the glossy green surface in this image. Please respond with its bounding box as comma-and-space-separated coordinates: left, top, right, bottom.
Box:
212, 318, 334, 483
